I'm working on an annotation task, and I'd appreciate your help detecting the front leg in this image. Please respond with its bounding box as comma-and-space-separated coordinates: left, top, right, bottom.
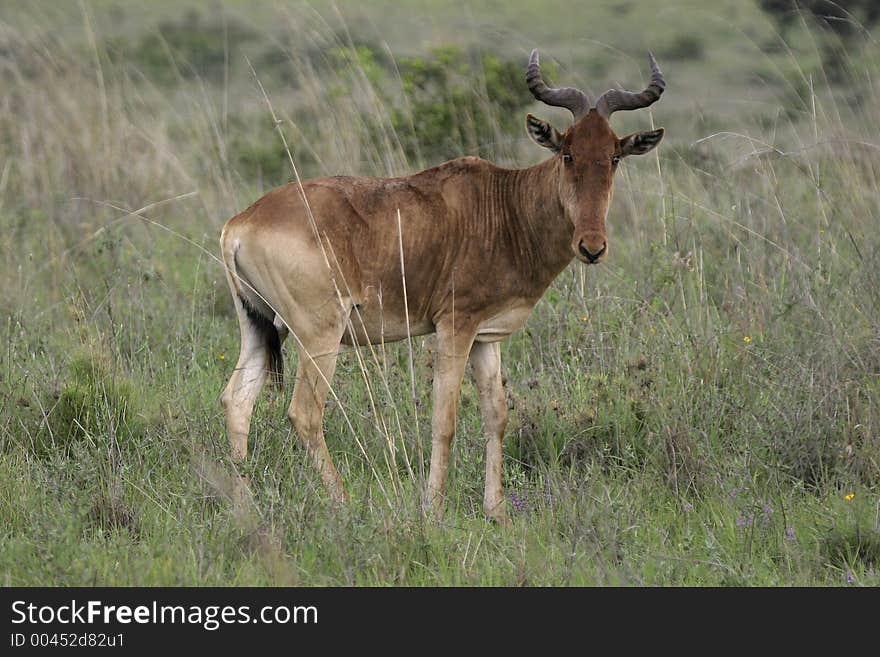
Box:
425, 319, 476, 519
469, 340, 509, 525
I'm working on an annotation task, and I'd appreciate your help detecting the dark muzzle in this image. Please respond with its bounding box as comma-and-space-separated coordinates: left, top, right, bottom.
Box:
578, 240, 607, 264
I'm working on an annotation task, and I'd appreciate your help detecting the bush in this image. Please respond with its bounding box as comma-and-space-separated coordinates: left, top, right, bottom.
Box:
35, 353, 141, 459
758, 0, 880, 40
659, 34, 705, 61
120, 10, 256, 85
390, 46, 533, 163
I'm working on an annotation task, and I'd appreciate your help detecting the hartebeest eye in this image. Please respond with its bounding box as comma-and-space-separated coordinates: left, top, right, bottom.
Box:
611, 155, 621, 165
562, 153, 573, 164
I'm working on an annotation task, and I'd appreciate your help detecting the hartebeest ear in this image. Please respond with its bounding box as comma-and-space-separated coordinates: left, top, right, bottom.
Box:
619, 127, 664, 157
526, 113, 563, 152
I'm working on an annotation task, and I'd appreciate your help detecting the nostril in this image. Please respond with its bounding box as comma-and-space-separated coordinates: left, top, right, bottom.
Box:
578, 240, 605, 263
578, 240, 595, 262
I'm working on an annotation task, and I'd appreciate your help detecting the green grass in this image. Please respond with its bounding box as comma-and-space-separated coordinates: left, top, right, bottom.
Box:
0, 1, 878, 586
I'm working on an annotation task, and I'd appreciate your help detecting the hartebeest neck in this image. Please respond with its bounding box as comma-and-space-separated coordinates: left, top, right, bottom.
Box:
499, 157, 574, 293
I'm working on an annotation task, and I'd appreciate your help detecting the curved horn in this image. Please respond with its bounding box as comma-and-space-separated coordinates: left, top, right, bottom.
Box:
595, 53, 665, 118
526, 49, 591, 120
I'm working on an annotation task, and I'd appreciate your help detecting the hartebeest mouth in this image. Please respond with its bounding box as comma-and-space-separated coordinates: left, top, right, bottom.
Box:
220, 48, 666, 523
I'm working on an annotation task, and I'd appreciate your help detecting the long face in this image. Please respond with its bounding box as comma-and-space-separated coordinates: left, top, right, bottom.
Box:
527, 110, 664, 264
524, 49, 666, 264
559, 113, 618, 263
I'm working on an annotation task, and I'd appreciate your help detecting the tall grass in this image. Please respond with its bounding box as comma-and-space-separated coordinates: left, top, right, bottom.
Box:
0, 1, 878, 585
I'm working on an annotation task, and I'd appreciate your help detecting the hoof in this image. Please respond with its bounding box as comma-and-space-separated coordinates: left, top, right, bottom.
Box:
329, 487, 349, 509
487, 511, 511, 528
421, 494, 446, 522
231, 472, 251, 508
484, 497, 509, 526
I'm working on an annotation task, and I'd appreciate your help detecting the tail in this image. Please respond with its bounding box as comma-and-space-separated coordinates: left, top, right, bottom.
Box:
221, 227, 284, 389
239, 294, 284, 389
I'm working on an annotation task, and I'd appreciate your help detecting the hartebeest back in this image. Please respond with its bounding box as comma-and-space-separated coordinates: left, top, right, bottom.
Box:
220, 49, 665, 523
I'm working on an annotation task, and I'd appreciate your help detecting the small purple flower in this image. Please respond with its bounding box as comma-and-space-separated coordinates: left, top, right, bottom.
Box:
846, 570, 855, 584
682, 502, 694, 513
763, 503, 773, 516
785, 527, 796, 542
736, 514, 754, 528
729, 488, 740, 501
509, 492, 528, 513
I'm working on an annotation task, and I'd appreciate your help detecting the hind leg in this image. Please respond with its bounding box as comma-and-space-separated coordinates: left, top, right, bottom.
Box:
221, 297, 270, 462
285, 302, 351, 505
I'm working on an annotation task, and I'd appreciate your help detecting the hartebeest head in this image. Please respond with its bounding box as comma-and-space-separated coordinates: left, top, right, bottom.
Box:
525, 50, 665, 264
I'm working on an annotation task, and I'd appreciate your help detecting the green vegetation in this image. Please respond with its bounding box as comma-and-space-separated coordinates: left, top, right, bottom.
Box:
0, 0, 878, 585
391, 46, 534, 162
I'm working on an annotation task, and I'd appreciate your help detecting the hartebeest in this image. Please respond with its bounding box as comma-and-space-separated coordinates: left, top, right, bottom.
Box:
220, 49, 665, 523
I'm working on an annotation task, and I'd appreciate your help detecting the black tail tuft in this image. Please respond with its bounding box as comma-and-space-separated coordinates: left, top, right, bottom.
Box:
239, 295, 284, 389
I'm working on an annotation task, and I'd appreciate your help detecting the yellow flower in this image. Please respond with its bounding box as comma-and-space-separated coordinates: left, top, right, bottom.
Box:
649, 327, 656, 335
219, 353, 226, 361
844, 493, 855, 501
743, 336, 751, 343
581, 315, 588, 322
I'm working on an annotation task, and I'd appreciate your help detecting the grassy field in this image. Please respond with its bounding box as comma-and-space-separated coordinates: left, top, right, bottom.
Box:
1, 0, 878, 585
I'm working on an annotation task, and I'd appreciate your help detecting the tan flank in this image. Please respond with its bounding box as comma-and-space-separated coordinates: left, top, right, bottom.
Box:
220, 49, 666, 523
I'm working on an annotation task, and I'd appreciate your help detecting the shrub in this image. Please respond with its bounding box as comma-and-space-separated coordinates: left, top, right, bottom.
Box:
119, 10, 256, 85
758, 1, 880, 40
390, 46, 533, 163
35, 353, 141, 459
659, 34, 705, 61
